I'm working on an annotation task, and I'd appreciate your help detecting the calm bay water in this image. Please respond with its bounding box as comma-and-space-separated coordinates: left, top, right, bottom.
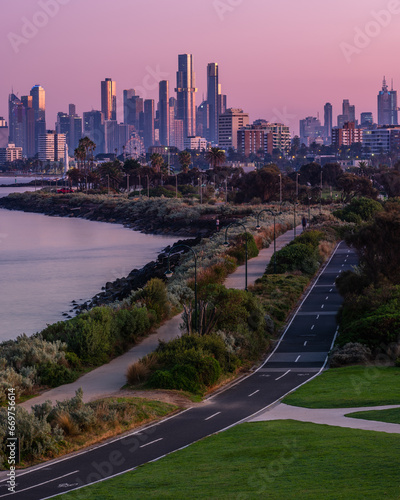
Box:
0, 181, 177, 341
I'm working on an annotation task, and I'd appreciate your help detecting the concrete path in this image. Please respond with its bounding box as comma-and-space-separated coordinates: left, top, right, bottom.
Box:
20, 225, 301, 410
20, 315, 183, 409
251, 403, 400, 434
224, 225, 303, 289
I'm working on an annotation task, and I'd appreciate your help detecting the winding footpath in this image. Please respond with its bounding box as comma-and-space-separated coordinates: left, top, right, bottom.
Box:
2, 235, 400, 499
20, 224, 303, 410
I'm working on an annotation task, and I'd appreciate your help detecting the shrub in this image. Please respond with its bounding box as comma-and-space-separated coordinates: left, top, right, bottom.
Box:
266, 243, 319, 275
126, 360, 151, 385
330, 343, 372, 367
134, 279, 169, 322
333, 197, 383, 222
37, 362, 76, 387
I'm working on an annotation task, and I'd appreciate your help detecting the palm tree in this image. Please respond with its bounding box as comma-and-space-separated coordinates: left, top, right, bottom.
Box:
205, 147, 226, 169
150, 153, 164, 172
178, 151, 191, 173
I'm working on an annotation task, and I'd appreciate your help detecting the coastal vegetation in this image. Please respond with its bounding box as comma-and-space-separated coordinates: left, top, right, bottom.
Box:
333, 199, 400, 367
0, 389, 175, 467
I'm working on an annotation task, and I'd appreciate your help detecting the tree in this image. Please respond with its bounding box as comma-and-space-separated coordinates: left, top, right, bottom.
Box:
205, 147, 226, 169
336, 173, 378, 202
347, 203, 400, 285
178, 151, 191, 173
150, 153, 164, 172
74, 137, 96, 173
96, 161, 123, 191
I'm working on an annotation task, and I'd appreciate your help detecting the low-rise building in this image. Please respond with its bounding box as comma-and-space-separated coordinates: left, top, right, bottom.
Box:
0, 143, 22, 165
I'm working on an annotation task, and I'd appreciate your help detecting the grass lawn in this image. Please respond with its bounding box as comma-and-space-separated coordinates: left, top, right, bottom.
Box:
346, 407, 400, 424
58, 420, 400, 500
283, 366, 400, 408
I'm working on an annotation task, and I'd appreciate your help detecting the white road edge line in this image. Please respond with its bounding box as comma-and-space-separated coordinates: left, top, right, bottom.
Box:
140, 438, 163, 449
205, 412, 221, 421
275, 370, 291, 381
0, 471, 80, 498
36, 243, 346, 500
248, 390, 260, 397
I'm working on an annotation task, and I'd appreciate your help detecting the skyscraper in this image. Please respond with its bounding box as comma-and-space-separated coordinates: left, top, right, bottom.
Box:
159, 81, 170, 146
0, 117, 8, 148
337, 99, 355, 128
175, 54, 197, 138
378, 77, 398, 126
83, 110, 105, 153
207, 63, 219, 144
123, 89, 136, 124
101, 78, 117, 121
143, 99, 155, 150
30, 85, 46, 154
324, 102, 332, 143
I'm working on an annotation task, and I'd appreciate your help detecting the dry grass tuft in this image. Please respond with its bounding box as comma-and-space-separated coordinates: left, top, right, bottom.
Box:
126, 360, 150, 385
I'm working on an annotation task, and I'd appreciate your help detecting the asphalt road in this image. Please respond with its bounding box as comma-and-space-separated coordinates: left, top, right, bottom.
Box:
0, 242, 357, 500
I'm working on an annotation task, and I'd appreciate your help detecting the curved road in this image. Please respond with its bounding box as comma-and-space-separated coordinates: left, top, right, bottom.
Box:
0, 242, 356, 499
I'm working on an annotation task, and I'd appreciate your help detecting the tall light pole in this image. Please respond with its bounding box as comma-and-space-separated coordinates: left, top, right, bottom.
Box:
107, 174, 110, 196
256, 209, 280, 274
146, 174, 150, 197
165, 245, 198, 332
278, 173, 282, 207
223, 221, 249, 291
225, 178, 228, 203
320, 166, 323, 214
296, 172, 299, 201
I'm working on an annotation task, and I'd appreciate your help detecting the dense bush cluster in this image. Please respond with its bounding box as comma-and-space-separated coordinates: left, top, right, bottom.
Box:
265, 229, 337, 276
336, 203, 400, 364
0, 389, 174, 467
333, 197, 383, 224
0, 279, 169, 403
127, 286, 269, 394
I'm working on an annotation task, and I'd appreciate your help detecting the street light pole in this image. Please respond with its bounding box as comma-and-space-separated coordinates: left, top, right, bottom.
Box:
320, 166, 323, 214
278, 173, 282, 207
223, 222, 248, 291
255, 208, 280, 274
146, 174, 150, 197
165, 245, 198, 332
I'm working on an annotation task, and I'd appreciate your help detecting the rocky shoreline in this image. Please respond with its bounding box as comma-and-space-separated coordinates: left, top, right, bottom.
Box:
70, 236, 201, 315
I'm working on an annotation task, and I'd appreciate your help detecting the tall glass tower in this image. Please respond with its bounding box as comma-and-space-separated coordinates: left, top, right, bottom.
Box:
207, 63, 219, 144
30, 85, 46, 155
101, 78, 117, 121
175, 54, 197, 138
378, 77, 398, 126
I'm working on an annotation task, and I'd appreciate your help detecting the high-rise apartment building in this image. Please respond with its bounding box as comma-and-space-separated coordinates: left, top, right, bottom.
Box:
101, 78, 117, 121
218, 108, 249, 151
332, 122, 363, 148
38, 130, 66, 162
175, 54, 197, 138
238, 122, 291, 156
159, 81, 170, 146
377, 77, 398, 126
0, 117, 8, 148
30, 85, 46, 155
324, 103, 332, 143
0, 144, 22, 165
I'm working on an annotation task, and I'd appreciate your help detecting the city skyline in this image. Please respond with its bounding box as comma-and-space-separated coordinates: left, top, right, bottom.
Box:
1, 0, 400, 134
